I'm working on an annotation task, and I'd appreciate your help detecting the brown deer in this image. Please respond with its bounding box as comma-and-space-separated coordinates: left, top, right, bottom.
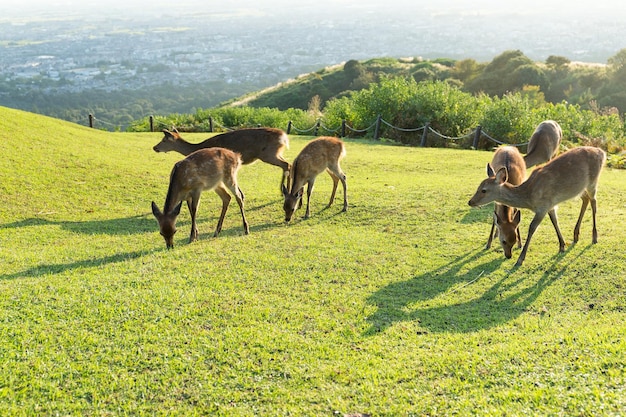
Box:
485, 146, 527, 259
282, 136, 347, 222
151, 148, 249, 249
524, 120, 562, 168
153, 127, 291, 189
468, 146, 606, 267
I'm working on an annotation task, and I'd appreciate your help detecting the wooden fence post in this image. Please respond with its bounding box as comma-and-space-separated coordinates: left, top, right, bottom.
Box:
373, 114, 382, 140
420, 122, 430, 147
209, 117, 214, 132
341, 120, 346, 138
89, 114, 94, 128
473, 125, 482, 149
314, 119, 320, 136
287, 120, 292, 134
149, 115, 154, 132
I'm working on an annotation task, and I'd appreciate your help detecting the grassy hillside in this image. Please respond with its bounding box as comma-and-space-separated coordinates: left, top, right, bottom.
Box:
0, 106, 624, 415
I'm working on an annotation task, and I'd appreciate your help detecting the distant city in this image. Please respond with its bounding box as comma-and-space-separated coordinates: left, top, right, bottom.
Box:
2, 1, 626, 109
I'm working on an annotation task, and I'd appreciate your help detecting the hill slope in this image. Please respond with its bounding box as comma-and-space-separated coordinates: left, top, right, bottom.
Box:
0, 107, 624, 415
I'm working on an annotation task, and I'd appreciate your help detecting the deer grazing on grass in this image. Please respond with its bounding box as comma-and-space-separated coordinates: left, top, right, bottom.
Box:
282, 136, 348, 222
524, 120, 562, 168
484, 146, 527, 259
469, 146, 606, 267
153, 127, 291, 189
151, 148, 249, 249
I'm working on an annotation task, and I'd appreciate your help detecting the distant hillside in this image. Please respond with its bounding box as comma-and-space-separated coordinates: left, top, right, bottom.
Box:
225, 57, 440, 111
223, 50, 626, 116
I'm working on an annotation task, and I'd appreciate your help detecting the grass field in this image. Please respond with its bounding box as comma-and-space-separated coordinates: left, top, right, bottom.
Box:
0, 106, 624, 416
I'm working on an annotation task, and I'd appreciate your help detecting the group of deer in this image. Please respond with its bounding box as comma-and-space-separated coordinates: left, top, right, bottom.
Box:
468, 120, 606, 267
151, 127, 348, 249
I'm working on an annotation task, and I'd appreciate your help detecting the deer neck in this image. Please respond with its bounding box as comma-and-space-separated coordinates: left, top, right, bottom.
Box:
496, 182, 534, 210
523, 153, 541, 169
162, 164, 183, 214
170, 138, 200, 156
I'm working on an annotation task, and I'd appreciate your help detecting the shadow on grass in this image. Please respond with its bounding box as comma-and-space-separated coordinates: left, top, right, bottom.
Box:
0, 214, 154, 235
364, 245, 590, 334
460, 205, 493, 224
0, 197, 283, 237
0, 249, 157, 281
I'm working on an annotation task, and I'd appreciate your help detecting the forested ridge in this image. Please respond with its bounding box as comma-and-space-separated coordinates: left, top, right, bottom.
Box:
5, 49, 626, 132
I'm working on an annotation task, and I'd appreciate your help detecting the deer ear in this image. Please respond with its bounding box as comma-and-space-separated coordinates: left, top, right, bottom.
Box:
151, 201, 162, 217
487, 163, 495, 177
494, 210, 503, 225
513, 209, 521, 225
495, 167, 508, 184
295, 187, 304, 199
282, 184, 289, 196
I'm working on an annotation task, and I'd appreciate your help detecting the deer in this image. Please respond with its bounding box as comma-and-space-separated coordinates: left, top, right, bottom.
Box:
523, 120, 562, 168
151, 147, 249, 249
468, 146, 606, 267
484, 146, 527, 259
153, 127, 291, 190
282, 136, 348, 222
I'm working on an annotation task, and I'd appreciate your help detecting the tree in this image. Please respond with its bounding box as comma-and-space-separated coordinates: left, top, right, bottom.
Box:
508, 64, 549, 92
546, 55, 570, 69
450, 58, 482, 83
465, 50, 534, 96
607, 48, 626, 71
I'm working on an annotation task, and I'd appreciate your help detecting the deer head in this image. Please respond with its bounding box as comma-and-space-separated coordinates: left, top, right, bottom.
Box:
151, 201, 182, 249
282, 184, 303, 222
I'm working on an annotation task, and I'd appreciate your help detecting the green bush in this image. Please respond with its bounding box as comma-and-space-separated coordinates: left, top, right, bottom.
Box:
130, 76, 626, 159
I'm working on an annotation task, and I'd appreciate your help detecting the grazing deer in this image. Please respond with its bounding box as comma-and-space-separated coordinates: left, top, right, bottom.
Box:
485, 146, 527, 259
524, 120, 562, 168
468, 146, 606, 267
151, 148, 249, 249
282, 136, 347, 222
153, 127, 291, 189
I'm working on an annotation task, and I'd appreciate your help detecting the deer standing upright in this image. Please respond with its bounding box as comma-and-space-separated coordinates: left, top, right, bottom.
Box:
282, 136, 348, 222
151, 148, 249, 249
468, 146, 606, 267
524, 120, 562, 168
485, 146, 527, 258
153, 127, 291, 190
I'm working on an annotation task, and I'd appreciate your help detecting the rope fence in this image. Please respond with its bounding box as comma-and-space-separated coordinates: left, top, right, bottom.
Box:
88, 113, 532, 149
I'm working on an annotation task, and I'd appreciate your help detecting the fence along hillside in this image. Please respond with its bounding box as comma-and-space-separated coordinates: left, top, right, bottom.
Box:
87, 113, 535, 151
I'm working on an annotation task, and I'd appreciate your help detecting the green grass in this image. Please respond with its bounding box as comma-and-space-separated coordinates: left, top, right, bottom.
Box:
0, 106, 624, 416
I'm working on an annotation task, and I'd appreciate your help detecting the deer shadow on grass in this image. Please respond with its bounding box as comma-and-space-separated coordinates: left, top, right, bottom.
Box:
0, 214, 154, 235
364, 246, 588, 335
0, 249, 156, 281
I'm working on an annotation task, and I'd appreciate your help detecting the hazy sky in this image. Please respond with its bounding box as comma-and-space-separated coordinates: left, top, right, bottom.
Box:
3, 0, 626, 63
4, 0, 625, 17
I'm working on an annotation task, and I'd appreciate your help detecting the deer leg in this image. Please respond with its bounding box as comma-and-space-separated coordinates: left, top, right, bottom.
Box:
327, 170, 339, 208
213, 186, 231, 237
547, 208, 566, 252
339, 173, 348, 212
304, 179, 315, 219
233, 186, 249, 235
573, 193, 590, 243
280, 160, 291, 192
486, 217, 496, 249
515, 211, 546, 267
591, 195, 598, 244
328, 166, 348, 212
187, 194, 200, 243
